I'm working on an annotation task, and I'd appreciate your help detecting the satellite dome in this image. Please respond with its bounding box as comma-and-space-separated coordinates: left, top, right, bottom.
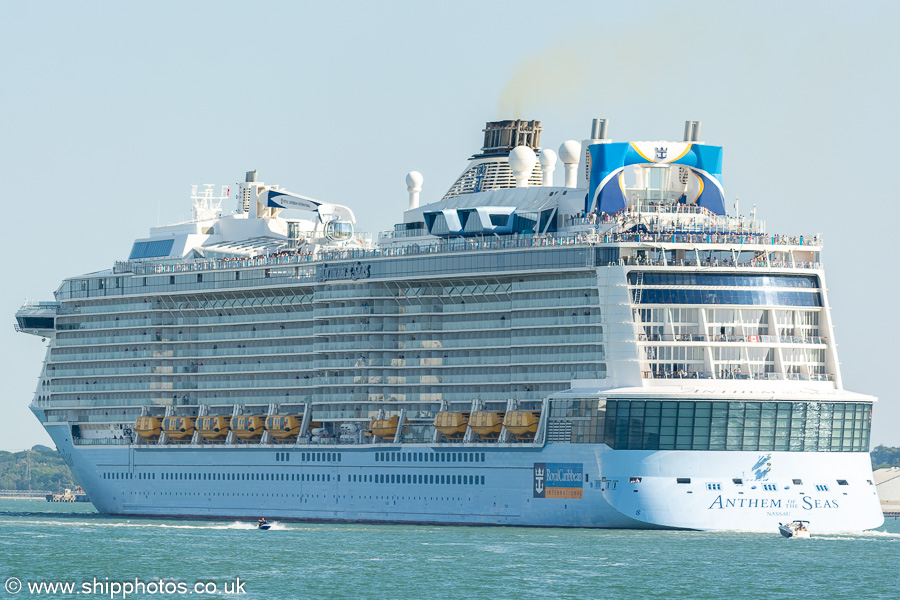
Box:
406, 171, 423, 190
558, 140, 582, 164
508, 146, 537, 172
539, 148, 557, 168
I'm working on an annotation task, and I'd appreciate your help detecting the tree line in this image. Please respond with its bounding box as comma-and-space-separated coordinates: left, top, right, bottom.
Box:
871, 445, 900, 470
0, 446, 79, 491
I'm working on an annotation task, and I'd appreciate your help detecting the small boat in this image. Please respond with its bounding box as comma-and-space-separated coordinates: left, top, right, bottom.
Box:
257, 519, 271, 530
778, 520, 810, 538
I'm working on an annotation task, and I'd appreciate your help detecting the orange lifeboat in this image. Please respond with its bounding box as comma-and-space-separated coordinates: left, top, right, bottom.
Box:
503, 410, 541, 439
231, 415, 266, 441
367, 415, 399, 439
134, 416, 162, 441
161, 416, 195, 441
196, 415, 231, 441
265, 415, 303, 440
468, 411, 505, 439
434, 411, 469, 438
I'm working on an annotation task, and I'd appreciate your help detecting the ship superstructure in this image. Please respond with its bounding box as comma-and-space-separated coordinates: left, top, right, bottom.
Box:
15, 118, 882, 531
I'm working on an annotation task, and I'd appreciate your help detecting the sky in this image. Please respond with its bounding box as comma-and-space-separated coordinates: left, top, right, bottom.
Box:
1, 0, 897, 451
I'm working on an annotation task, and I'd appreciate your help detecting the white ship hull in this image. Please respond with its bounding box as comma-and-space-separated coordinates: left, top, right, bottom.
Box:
44, 422, 883, 532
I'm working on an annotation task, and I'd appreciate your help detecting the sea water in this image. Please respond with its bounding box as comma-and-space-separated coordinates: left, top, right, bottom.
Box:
1, 498, 896, 600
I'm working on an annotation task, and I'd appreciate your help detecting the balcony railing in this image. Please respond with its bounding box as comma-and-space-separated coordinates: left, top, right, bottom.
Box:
638, 333, 826, 344
642, 370, 833, 381
111, 228, 822, 278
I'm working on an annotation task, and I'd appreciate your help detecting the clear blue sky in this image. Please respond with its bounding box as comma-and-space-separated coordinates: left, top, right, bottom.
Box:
1, 0, 897, 450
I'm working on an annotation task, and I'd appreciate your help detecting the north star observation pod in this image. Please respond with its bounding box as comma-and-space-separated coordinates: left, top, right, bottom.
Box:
586, 141, 725, 216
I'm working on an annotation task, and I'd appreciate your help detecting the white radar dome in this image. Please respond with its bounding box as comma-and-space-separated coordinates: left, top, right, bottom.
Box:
539, 148, 557, 167
508, 146, 537, 188
406, 171, 423, 190
508, 146, 537, 171
558, 140, 582, 164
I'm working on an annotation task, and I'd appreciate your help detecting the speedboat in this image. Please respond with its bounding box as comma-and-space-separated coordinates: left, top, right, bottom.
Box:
778, 521, 810, 538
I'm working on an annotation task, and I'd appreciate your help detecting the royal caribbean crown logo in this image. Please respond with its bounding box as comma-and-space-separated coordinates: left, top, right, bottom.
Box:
655, 146, 668, 160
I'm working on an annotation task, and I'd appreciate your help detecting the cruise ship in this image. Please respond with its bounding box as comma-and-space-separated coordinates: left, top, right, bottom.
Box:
16, 118, 883, 531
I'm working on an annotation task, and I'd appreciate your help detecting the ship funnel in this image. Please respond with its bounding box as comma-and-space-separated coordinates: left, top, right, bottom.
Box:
406, 171, 423, 210
559, 140, 581, 188
509, 146, 537, 188
539, 149, 557, 186
684, 121, 702, 142
591, 118, 609, 140
245, 170, 258, 183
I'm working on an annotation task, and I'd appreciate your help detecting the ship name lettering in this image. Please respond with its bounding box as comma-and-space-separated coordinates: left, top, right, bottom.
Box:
801, 496, 839, 510
708, 496, 783, 510
317, 262, 371, 282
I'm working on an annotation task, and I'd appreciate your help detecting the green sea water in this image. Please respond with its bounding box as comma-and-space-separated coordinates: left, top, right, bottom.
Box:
0, 498, 896, 600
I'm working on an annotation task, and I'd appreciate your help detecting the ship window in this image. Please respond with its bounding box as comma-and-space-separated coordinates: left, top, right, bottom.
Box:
197, 274, 203, 283
235, 271, 240, 280
169, 275, 175, 285
677, 478, 691, 484
792, 479, 803, 485
816, 484, 828, 491
481, 453, 485, 462
837, 480, 849, 486
480, 475, 485, 485
733, 478, 743, 485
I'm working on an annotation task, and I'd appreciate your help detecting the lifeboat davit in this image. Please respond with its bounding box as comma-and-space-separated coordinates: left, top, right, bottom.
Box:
434, 411, 469, 438
161, 416, 195, 441
367, 415, 399, 439
468, 411, 505, 439
265, 415, 303, 440
134, 416, 162, 441
503, 410, 541, 439
231, 415, 266, 441
196, 415, 231, 441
